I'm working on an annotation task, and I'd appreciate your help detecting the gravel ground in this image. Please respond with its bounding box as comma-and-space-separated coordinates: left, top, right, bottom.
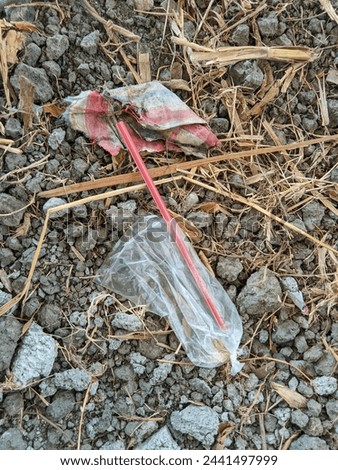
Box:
0, 0, 337, 451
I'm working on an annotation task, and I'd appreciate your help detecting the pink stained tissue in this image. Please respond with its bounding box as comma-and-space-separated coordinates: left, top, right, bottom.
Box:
64, 81, 221, 157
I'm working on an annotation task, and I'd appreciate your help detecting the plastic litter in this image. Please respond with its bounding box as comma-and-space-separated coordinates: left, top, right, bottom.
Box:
65, 81, 243, 371
96, 215, 243, 372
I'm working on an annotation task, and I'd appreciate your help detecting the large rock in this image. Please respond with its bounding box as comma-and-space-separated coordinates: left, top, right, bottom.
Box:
237, 268, 282, 316
11, 322, 57, 386
171, 405, 219, 446
0, 194, 26, 227
138, 426, 180, 450
10, 63, 53, 103
290, 434, 329, 450
0, 428, 27, 450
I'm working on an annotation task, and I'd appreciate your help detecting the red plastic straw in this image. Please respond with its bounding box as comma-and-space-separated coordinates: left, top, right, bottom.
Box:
116, 120, 226, 330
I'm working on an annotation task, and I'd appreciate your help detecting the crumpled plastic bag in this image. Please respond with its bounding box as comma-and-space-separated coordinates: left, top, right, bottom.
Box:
64, 81, 220, 157
96, 216, 243, 372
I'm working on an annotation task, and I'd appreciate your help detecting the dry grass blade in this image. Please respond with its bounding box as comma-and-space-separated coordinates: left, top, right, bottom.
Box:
182, 176, 338, 256
38, 134, 338, 198
190, 46, 319, 66
320, 0, 338, 24
271, 382, 307, 409
0, 19, 38, 33
5, 29, 25, 64
19, 76, 35, 134
138, 52, 151, 83
0, 26, 11, 106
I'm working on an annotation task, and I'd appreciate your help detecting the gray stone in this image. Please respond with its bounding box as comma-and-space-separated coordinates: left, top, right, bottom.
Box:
150, 354, 174, 385
5, 117, 22, 139
4, 152, 27, 171
301, 201, 325, 231
294, 335, 308, 353
138, 426, 180, 450
38, 304, 62, 332
3, 393, 23, 417
111, 312, 143, 332
130, 352, 147, 375
80, 30, 101, 55
229, 60, 264, 90
0, 193, 25, 227
291, 409, 309, 429
134, 0, 154, 10
328, 99, 338, 127
0, 316, 21, 372
326, 400, 338, 421
46, 34, 69, 60
170, 405, 219, 446
313, 376, 337, 396
101, 441, 125, 450
72, 205, 88, 218
329, 168, 338, 183
210, 118, 230, 134
314, 352, 336, 376
0, 428, 27, 450
189, 378, 212, 396
10, 63, 53, 103
39, 378, 57, 397
257, 12, 278, 37
264, 415, 277, 433
0, 247, 15, 267
187, 210, 213, 228
24, 42, 41, 66
272, 319, 300, 344
48, 128, 66, 150
11, 322, 57, 386
307, 399, 322, 417
216, 257, 243, 282
54, 368, 91, 391
42, 60, 62, 78
303, 344, 323, 362
237, 268, 282, 316
181, 192, 199, 213
290, 435, 329, 450
42, 197, 68, 219
306, 417, 323, 436
303, 118, 318, 133
231, 24, 250, 46
46, 391, 75, 420
71, 158, 89, 178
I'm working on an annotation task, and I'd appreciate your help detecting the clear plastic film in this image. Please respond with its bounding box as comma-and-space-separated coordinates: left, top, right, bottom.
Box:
96, 216, 243, 372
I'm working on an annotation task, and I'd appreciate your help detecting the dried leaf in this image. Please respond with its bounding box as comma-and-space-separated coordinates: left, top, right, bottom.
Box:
271, 382, 307, 408
43, 102, 65, 117
19, 76, 35, 134
15, 213, 31, 238
196, 201, 231, 216
5, 29, 25, 64
214, 421, 235, 450
161, 79, 191, 92
138, 52, 151, 83
21, 317, 34, 337
169, 210, 203, 241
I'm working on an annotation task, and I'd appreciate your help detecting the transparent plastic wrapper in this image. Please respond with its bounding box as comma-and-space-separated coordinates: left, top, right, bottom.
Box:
96, 216, 243, 372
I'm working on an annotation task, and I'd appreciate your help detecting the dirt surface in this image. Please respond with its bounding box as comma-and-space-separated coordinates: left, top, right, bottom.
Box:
0, 0, 337, 451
